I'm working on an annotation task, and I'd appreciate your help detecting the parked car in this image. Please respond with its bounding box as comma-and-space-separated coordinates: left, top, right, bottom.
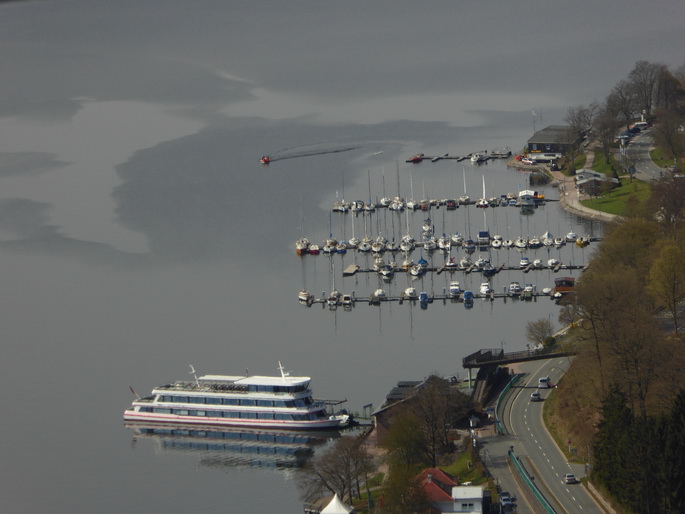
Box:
564, 473, 577, 484
499, 491, 516, 510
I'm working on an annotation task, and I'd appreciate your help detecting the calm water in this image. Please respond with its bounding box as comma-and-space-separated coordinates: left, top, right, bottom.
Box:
1, 1, 683, 512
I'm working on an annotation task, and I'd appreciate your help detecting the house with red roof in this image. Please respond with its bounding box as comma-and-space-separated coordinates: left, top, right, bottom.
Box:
417, 468, 488, 513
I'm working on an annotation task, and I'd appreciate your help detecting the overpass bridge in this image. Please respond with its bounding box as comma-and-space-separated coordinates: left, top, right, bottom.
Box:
463, 347, 575, 407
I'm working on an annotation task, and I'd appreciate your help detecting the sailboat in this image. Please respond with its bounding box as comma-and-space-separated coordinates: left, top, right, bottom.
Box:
475, 175, 489, 208
459, 166, 470, 204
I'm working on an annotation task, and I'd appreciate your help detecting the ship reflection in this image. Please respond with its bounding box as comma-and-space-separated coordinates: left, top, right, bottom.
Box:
127, 423, 340, 470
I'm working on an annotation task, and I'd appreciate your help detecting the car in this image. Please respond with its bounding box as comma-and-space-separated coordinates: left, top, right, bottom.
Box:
538, 376, 551, 388
499, 491, 516, 510
530, 392, 541, 402
564, 473, 577, 484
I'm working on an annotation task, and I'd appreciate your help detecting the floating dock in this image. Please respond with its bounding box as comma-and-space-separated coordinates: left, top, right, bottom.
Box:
299, 290, 555, 308
342, 262, 586, 277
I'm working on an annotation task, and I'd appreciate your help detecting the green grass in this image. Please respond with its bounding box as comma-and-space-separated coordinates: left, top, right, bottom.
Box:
439, 444, 489, 485
591, 153, 618, 176
580, 177, 651, 215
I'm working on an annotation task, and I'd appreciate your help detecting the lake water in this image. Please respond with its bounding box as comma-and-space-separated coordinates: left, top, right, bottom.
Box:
1, 1, 683, 512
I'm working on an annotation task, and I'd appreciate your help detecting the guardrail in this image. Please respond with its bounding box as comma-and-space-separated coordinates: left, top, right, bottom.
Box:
509, 448, 557, 514
494, 373, 522, 435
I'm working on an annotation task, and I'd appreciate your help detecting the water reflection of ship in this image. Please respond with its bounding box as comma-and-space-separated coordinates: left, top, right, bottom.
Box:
127, 423, 340, 470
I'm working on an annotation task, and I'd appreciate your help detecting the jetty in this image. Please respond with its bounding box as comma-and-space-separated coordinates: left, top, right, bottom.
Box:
342, 262, 586, 277
299, 289, 560, 308
405, 148, 512, 164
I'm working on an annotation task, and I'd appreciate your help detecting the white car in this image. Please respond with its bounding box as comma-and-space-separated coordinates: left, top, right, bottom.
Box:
530, 392, 541, 402
538, 376, 551, 388
564, 473, 577, 484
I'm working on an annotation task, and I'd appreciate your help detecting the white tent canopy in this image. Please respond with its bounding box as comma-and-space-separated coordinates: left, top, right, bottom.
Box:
321, 493, 353, 514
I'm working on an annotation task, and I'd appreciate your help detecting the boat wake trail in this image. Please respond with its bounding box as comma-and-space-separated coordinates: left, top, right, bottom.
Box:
266, 142, 364, 163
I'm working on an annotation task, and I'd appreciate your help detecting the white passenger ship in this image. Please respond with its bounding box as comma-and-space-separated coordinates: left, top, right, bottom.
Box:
124, 363, 350, 430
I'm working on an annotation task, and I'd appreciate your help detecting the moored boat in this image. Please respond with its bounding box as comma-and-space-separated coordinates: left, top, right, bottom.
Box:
124, 363, 350, 430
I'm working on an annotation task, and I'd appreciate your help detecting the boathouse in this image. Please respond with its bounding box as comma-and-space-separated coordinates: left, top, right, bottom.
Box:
575, 169, 620, 196
526, 125, 581, 160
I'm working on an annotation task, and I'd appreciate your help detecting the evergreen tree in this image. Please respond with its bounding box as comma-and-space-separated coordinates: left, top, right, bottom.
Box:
593, 386, 634, 499
664, 389, 685, 512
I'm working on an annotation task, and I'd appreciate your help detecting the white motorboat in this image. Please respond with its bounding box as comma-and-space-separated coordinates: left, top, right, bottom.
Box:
491, 238, 502, 249
509, 281, 522, 294
547, 258, 559, 267
298, 290, 313, 302
404, 286, 418, 299
554, 237, 566, 247
449, 281, 462, 296
124, 363, 350, 430
532, 259, 543, 268
520, 256, 530, 268
566, 231, 578, 242
479, 282, 492, 294
372, 288, 387, 300
475, 256, 490, 268
502, 239, 513, 248
514, 237, 527, 249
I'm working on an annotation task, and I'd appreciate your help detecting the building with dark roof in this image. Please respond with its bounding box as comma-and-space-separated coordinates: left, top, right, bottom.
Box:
527, 125, 581, 160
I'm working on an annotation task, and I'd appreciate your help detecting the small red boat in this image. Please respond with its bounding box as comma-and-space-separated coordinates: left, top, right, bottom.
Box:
260, 156, 270, 165
406, 153, 424, 163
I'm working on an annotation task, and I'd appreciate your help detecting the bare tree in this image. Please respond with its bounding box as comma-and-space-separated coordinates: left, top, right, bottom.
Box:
609, 80, 638, 130
647, 244, 685, 337
653, 110, 685, 162
594, 100, 621, 165
628, 60, 665, 117
298, 435, 375, 504
409, 375, 472, 467
564, 103, 598, 170
525, 317, 555, 347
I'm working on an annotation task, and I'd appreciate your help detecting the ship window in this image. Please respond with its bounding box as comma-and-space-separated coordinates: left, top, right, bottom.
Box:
172, 396, 189, 403
258, 412, 274, 420
257, 400, 273, 407
154, 408, 172, 414
188, 396, 205, 404
196, 411, 206, 417
221, 398, 238, 406
275, 413, 292, 420
243, 412, 257, 419
205, 397, 221, 405
141, 407, 153, 413
176, 410, 189, 416
241, 399, 256, 407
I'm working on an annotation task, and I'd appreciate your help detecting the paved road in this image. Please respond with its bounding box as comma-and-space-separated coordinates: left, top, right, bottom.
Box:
622, 128, 665, 182
481, 359, 603, 513
506, 359, 599, 513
